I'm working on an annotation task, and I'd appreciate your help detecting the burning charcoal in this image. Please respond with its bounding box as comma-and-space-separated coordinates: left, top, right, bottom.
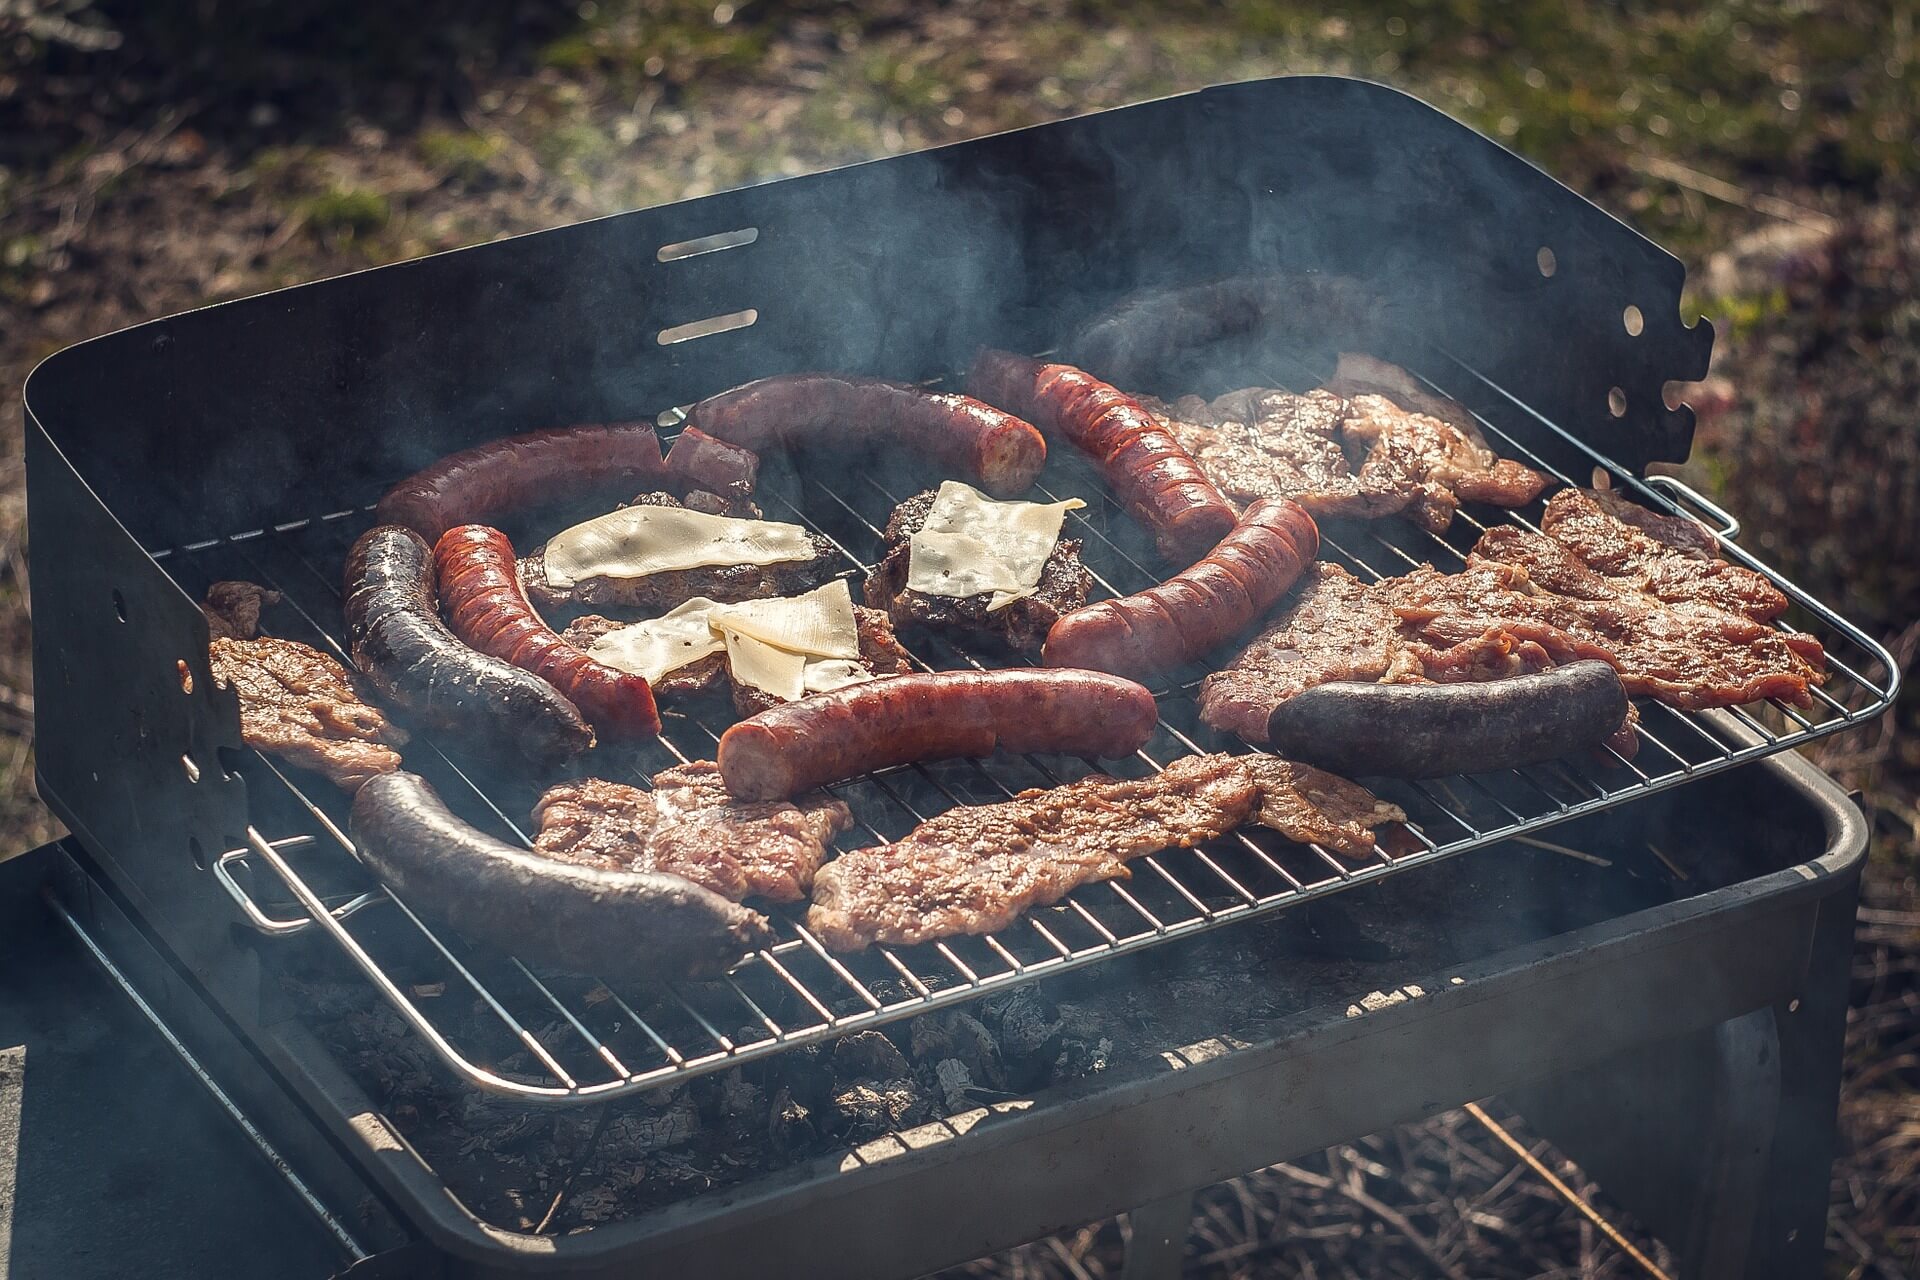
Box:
1051, 1036, 1113, 1084
458, 1092, 545, 1151
768, 1085, 816, 1157
833, 1030, 912, 1080
597, 1092, 701, 1160
745, 1040, 836, 1113
932, 1058, 975, 1114
720, 1071, 765, 1121
990, 989, 1063, 1062
830, 1077, 930, 1141
909, 1010, 1005, 1090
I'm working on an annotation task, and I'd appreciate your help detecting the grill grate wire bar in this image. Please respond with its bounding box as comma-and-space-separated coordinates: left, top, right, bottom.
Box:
179, 358, 1899, 1104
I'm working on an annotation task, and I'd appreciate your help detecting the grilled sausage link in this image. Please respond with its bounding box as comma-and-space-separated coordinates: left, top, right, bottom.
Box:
1043, 498, 1321, 680
376, 423, 669, 544
433, 525, 661, 739
345, 525, 594, 766
968, 349, 1237, 563
689, 374, 1047, 498
717, 669, 1158, 801
352, 772, 772, 982
1264, 660, 1630, 778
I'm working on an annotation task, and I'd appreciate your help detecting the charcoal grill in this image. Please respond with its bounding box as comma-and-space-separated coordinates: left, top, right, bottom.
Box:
16, 77, 1896, 1277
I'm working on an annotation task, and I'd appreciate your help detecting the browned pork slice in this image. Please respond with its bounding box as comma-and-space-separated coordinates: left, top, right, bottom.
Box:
533, 761, 853, 904
1150, 388, 1406, 520
209, 636, 408, 790
806, 754, 1260, 951
1241, 756, 1407, 859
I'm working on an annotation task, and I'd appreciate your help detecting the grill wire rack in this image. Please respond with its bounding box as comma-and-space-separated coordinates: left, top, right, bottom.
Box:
160, 350, 1899, 1105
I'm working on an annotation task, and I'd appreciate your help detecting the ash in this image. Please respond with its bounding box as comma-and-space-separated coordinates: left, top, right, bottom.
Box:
278, 833, 1688, 1236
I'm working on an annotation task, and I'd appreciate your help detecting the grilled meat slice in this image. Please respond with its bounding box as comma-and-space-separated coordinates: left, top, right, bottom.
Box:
209, 635, 407, 790
1241, 756, 1407, 858
520, 492, 835, 615
1405, 551, 1824, 709
806, 754, 1261, 950
1538, 487, 1789, 621
562, 604, 913, 717
532, 762, 852, 904
1336, 393, 1549, 534
1196, 565, 1422, 742
203, 581, 282, 640
805, 752, 1402, 949
863, 488, 1092, 656
1149, 388, 1407, 520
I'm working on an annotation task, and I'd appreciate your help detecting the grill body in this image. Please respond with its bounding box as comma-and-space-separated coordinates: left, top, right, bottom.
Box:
16, 76, 1886, 1276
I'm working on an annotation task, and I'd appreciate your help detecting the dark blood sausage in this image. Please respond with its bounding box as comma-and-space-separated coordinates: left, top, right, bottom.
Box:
433, 525, 661, 739
345, 525, 594, 766
1042, 498, 1321, 680
352, 772, 772, 982
664, 426, 759, 501
375, 423, 669, 545
688, 374, 1046, 498
968, 349, 1236, 563
717, 669, 1158, 801
1265, 660, 1630, 779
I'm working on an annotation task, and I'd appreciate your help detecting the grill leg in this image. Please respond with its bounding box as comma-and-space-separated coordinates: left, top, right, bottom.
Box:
1506, 887, 1856, 1279
1121, 1191, 1195, 1280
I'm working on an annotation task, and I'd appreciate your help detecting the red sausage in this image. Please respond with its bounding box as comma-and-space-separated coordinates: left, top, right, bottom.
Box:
716, 669, 1157, 801
433, 525, 661, 738
1042, 498, 1320, 681
689, 374, 1046, 498
663, 426, 759, 501
377, 423, 668, 544
968, 349, 1236, 563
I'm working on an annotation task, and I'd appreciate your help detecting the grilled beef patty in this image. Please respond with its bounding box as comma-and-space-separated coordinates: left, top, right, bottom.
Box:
520, 491, 837, 616
862, 488, 1092, 657
561, 604, 914, 718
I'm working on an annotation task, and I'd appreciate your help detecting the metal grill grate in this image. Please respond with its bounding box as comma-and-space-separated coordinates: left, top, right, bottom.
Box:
161, 356, 1899, 1104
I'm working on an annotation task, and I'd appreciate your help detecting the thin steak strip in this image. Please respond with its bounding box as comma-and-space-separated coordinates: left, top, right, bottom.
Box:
806, 753, 1403, 951
533, 762, 853, 904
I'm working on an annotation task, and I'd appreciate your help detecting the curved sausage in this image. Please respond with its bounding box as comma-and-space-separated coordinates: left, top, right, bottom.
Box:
717, 669, 1158, 801
433, 525, 661, 739
1264, 660, 1630, 778
376, 423, 669, 544
689, 374, 1046, 498
345, 525, 594, 766
968, 349, 1235, 562
352, 772, 772, 983
663, 426, 759, 502
1042, 498, 1320, 680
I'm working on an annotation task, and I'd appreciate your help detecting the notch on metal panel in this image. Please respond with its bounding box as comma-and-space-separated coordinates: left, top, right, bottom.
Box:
657, 308, 758, 346
656, 227, 759, 262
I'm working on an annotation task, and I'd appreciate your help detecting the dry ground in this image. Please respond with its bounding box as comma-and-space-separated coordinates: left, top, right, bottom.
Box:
3, 2, 1915, 1274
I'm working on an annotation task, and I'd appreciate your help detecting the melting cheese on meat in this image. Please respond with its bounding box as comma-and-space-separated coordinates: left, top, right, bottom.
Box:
905, 481, 1085, 611
542, 506, 816, 589
586, 580, 870, 702
585, 597, 728, 683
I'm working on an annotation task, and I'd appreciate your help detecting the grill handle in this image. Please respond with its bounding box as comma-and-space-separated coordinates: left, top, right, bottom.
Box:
213, 838, 384, 937
1643, 474, 1741, 541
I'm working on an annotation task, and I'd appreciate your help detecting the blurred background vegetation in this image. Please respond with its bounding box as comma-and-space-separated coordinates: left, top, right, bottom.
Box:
3, 1, 1915, 1274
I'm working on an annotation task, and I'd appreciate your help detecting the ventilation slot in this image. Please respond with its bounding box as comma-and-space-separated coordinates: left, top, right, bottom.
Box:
657, 309, 758, 346
656, 227, 759, 262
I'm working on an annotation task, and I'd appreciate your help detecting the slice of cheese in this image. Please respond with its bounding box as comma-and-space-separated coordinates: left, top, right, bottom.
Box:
905, 481, 1085, 611
543, 506, 816, 589
721, 629, 810, 703
584, 579, 868, 701
712, 580, 864, 700
710, 579, 860, 660
586, 597, 728, 682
